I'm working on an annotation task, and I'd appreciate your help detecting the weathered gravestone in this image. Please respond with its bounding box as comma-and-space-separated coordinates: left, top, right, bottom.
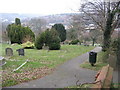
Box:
42, 44, 49, 50
5, 48, 13, 56
16, 48, 25, 56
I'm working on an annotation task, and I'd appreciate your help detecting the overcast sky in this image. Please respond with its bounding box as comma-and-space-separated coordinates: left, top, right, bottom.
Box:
0, 0, 82, 15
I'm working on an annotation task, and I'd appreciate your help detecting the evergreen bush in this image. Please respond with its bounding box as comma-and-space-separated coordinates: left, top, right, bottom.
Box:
35, 28, 61, 50
6, 18, 35, 44
69, 39, 79, 45
35, 32, 45, 49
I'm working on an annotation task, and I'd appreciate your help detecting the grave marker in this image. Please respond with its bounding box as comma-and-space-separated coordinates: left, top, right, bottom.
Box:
16, 48, 25, 56
5, 48, 13, 56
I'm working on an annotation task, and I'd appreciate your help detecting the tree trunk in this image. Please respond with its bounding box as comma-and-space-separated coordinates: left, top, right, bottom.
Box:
103, 1, 120, 51
103, 12, 114, 51
92, 38, 95, 46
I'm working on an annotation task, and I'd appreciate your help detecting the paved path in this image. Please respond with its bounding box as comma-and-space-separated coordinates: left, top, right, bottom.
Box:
9, 47, 102, 88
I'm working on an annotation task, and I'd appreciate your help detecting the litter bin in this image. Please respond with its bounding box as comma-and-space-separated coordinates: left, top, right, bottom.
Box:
89, 52, 97, 66
16, 48, 25, 56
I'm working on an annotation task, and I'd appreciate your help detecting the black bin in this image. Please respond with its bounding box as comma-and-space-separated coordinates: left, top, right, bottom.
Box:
16, 48, 25, 56
89, 52, 97, 66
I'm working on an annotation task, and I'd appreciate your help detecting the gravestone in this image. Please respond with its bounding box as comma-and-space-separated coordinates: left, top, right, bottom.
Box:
5, 48, 13, 56
42, 46, 49, 50
16, 48, 25, 56
77, 42, 80, 45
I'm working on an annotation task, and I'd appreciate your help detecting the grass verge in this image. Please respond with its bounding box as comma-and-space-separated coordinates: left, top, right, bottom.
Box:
80, 51, 108, 71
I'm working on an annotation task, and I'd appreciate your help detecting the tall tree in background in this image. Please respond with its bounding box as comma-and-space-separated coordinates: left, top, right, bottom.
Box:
68, 14, 86, 40
52, 24, 66, 42
67, 28, 78, 40
90, 29, 102, 46
15, 18, 21, 25
28, 18, 46, 36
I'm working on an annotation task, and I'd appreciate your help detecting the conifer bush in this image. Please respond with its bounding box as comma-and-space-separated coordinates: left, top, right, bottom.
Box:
35, 28, 61, 50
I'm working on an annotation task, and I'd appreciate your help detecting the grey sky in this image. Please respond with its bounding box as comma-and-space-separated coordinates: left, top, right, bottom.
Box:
0, 0, 82, 15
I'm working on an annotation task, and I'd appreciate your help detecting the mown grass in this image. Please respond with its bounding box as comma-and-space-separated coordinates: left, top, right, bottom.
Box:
111, 83, 120, 88
1, 43, 94, 87
80, 51, 108, 71
66, 84, 93, 89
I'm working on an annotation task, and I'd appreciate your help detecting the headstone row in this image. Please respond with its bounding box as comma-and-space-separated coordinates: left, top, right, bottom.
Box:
5, 48, 25, 56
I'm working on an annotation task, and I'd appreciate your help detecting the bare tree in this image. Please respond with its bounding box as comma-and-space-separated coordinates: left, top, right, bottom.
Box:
28, 18, 47, 36
79, 0, 120, 50
80, 0, 106, 31
68, 14, 87, 41
103, 1, 120, 51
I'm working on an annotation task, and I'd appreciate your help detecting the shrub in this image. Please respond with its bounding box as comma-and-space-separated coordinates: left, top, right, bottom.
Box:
111, 39, 118, 49
22, 35, 35, 43
21, 41, 34, 49
6, 18, 35, 44
69, 39, 79, 45
35, 32, 45, 49
48, 29, 61, 50
22, 27, 35, 42
48, 37, 61, 50
52, 23, 66, 42
44, 29, 52, 46
35, 28, 61, 50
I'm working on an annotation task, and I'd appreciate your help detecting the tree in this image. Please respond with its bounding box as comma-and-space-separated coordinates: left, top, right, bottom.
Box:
79, 0, 120, 50
67, 28, 78, 40
35, 28, 61, 50
6, 18, 35, 44
21, 26, 35, 43
52, 24, 66, 42
1, 21, 11, 43
90, 29, 102, 46
103, 1, 120, 51
69, 14, 86, 40
15, 18, 21, 25
28, 18, 46, 36
35, 32, 45, 49
48, 28, 61, 50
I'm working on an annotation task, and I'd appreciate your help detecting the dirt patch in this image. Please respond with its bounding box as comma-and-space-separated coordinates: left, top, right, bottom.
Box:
2, 67, 54, 86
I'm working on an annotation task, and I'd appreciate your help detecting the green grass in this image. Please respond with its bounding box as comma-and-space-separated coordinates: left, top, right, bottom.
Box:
80, 61, 108, 71
1, 43, 94, 87
2, 79, 18, 87
80, 51, 108, 71
111, 83, 120, 88
65, 83, 94, 89
2, 44, 94, 69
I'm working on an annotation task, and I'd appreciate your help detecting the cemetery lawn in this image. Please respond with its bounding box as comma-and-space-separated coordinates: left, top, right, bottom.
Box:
1, 43, 94, 87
